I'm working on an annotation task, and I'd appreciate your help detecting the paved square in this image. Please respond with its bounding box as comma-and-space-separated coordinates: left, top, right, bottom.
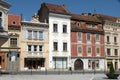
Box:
0, 73, 120, 80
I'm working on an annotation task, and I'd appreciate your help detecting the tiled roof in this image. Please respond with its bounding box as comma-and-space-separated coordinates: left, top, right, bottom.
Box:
43, 3, 70, 15
8, 14, 21, 27
71, 13, 101, 23
94, 14, 117, 22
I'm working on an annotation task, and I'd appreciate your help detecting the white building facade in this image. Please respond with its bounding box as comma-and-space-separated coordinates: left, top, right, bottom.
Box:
38, 3, 71, 70
49, 13, 71, 69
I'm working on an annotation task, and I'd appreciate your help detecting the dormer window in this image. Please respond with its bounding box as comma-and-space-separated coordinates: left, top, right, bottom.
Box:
88, 24, 95, 28
12, 21, 16, 25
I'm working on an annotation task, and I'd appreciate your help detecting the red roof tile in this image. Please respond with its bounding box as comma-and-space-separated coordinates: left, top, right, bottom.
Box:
94, 14, 117, 22
43, 3, 70, 15
8, 14, 21, 27
71, 13, 101, 23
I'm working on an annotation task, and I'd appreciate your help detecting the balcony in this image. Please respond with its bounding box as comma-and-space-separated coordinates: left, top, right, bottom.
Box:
0, 29, 8, 46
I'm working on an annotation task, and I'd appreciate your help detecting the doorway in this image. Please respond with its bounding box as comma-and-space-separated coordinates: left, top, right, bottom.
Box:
74, 59, 83, 70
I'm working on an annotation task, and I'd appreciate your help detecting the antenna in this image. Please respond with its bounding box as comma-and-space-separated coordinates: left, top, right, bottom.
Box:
94, 9, 96, 14
21, 14, 23, 21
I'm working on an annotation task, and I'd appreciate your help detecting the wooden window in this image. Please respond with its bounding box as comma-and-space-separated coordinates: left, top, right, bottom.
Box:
39, 31, 43, 39
78, 46, 82, 53
33, 31, 37, 39
53, 24, 58, 32
78, 32, 82, 41
34, 45, 37, 51
114, 49, 118, 56
87, 33, 90, 41
28, 30, 32, 39
88, 47, 91, 54
39, 45, 43, 52
10, 38, 17, 47
107, 48, 111, 55
63, 42, 67, 51
28, 45, 32, 51
106, 36, 110, 42
96, 34, 100, 41
63, 25, 67, 33
96, 47, 100, 54
53, 42, 58, 51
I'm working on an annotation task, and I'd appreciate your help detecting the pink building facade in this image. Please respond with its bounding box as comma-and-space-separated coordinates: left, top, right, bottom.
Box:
71, 13, 105, 71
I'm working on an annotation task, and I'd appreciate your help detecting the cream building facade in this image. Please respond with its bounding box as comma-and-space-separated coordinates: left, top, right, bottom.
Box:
20, 15, 49, 70
104, 20, 120, 70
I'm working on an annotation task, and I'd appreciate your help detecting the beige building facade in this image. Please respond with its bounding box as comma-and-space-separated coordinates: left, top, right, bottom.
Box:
104, 20, 120, 70
20, 15, 49, 70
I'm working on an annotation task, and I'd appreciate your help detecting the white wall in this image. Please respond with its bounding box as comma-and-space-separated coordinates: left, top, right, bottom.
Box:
48, 13, 71, 69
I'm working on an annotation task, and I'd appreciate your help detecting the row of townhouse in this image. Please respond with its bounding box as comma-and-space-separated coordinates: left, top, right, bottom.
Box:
0, 1, 120, 71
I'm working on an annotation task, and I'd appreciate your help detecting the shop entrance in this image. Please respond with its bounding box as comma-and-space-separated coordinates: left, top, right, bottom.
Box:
24, 58, 45, 69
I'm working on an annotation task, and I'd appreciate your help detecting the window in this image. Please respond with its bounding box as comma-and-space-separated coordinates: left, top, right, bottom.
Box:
28, 45, 32, 51
28, 30, 32, 39
10, 38, 17, 47
78, 32, 82, 41
0, 12, 2, 29
63, 42, 67, 51
63, 25, 67, 33
96, 47, 100, 54
106, 36, 110, 42
87, 33, 90, 41
107, 48, 111, 55
114, 36, 117, 43
39, 45, 43, 52
96, 34, 100, 41
114, 49, 118, 56
27, 30, 44, 40
53, 24, 58, 32
88, 60, 91, 68
33, 31, 37, 39
39, 31, 43, 39
34, 45, 37, 51
78, 46, 82, 53
88, 24, 95, 28
12, 21, 16, 25
53, 42, 58, 51
95, 60, 99, 68
88, 47, 91, 54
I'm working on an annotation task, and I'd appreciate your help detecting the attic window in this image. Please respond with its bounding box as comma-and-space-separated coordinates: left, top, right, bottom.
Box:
12, 21, 16, 25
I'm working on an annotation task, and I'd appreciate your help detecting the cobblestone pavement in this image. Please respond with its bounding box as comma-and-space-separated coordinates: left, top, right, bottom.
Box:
0, 73, 120, 80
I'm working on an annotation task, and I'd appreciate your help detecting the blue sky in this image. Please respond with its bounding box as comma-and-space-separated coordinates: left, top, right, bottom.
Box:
5, 0, 120, 21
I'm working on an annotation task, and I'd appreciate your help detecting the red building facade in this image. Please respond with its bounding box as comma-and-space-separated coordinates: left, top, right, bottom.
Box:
71, 13, 105, 71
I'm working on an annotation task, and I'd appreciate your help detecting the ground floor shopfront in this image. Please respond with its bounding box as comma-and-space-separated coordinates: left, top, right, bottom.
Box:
71, 57, 105, 71
0, 52, 7, 70
24, 58, 45, 70
53, 57, 68, 69
0, 50, 20, 71
106, 58, 119, 71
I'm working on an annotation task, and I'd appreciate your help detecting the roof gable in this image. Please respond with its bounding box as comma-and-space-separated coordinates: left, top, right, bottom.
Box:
43, 3, 70, 15
8, 14, 21, 27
